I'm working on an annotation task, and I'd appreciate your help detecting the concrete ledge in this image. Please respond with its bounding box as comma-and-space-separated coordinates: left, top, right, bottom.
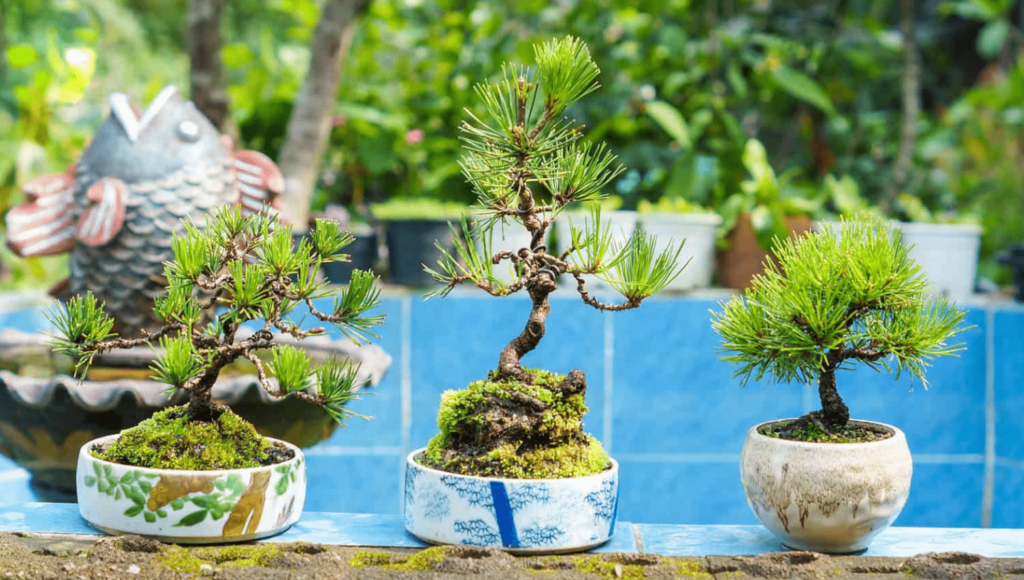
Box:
2, 503, 1021, 557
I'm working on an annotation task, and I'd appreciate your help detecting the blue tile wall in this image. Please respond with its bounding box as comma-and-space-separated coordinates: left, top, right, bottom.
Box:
0, 293, 1020, 528
993, 462, 1024, 528
617, 459, 757, 525
897, 463, 985, 528
612, 298, 803, 455
993, 309, 1024, 463
303, 453, 402, 514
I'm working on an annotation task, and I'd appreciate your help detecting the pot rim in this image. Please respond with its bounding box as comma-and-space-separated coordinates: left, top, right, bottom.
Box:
746, 418, 905, 449
892, 221, 982, 235
405, 447, 618, 484
80, 433, 304, 477
636, 212, 722, 225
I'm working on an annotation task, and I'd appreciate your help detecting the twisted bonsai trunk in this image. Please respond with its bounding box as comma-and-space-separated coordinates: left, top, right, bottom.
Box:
817, 364, 850, 428
496, 273, 555, 382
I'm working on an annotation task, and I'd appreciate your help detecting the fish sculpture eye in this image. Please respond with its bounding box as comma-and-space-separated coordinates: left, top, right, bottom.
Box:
176, 120, 200, 142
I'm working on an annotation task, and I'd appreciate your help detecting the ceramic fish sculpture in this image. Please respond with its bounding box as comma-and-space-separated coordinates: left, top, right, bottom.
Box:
4, 85, 284, 336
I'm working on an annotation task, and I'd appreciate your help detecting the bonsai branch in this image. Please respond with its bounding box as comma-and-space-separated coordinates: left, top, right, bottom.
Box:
571, 272, 642, 312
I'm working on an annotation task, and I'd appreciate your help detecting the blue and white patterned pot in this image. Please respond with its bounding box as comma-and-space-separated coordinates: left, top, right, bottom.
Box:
403, 448, 619, 554
77, 435, 305, 544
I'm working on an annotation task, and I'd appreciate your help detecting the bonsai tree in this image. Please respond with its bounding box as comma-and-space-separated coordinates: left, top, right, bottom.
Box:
712, 219, 967, 440
45, 207, 384, 468
420, 36, 686, 477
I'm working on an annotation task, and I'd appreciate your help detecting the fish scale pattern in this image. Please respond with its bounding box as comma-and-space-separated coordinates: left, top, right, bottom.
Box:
70, 158, 237, 335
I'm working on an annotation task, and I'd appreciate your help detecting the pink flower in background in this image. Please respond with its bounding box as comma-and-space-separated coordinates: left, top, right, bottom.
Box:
405, 128, 425, 145
331, 115, 347, 127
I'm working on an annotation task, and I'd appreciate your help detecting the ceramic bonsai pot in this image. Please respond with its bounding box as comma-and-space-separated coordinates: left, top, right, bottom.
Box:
636, 212, 721, 291
385, 220, 461, 287
717, 213, 812, 290
894, 222, 981, 302
403, 449, 619, 554
740, 419, 912, 554
78, 434, 305, 544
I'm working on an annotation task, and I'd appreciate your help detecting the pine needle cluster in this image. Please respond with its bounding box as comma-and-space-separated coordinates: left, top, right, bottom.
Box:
46, 207, 383, 423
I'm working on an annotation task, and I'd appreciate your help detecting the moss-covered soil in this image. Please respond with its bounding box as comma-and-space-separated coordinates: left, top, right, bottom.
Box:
760, 420, 894, 444
422, 368, 611, 479
93, 406, 291, 470
0, 533, 1019, 579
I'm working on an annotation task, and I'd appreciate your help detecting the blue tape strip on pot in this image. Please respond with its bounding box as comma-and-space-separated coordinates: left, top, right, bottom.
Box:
489, 481, 520, 549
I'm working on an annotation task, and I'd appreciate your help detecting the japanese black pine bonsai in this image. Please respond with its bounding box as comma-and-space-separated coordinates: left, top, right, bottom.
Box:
712, 220, 967, 441
46, 207, 384, 469
420, 37, 686, 478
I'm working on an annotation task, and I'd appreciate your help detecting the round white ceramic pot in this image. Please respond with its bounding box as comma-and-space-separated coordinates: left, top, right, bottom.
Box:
740, 419, 912, 554
555, 211, 637, 292
77, 434, 305, 544
893, 222, 981, 303
637, 212, 721, 291
403, 449, 619, 554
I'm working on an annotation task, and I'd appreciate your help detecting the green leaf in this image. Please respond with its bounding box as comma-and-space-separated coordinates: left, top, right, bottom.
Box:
749, 206, 778, 251
6, 45, 39, 68
275, 476, 289, 497
126, 488, 147, 507
119, 473, 134, 484
115, 488, 122, 501
170, 499, 185, 511
221, 43, 254, 67
97, 481, 109, 494
156, 510, 167, 518
215, 479, 227, 492
191, 496, 212, 509
123, 505, 144, 518
144, 512, 157, 523
770, 67, 835, 116
138, 481, 152, 494
93, 463, 103, 478
646, 100, 691, 148
174, 510, 209, 527
977, 20, 1009, 59
84, 476, 96, 487
211, 509, 225, 521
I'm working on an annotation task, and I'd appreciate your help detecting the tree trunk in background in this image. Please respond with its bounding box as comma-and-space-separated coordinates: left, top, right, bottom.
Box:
277, 0, 370, 231
891, 0, 919, 207
187, 0, 236, 139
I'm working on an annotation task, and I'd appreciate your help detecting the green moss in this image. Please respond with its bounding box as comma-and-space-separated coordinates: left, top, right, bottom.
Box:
94, 406, 269, 470
423, 369, 610, 478
348, 547, 446, 571
573, 556, 645, 579
760, 421, 888, 444
155, 544, 281, 573
350, 551, 394, 567
672, 559, 713, 578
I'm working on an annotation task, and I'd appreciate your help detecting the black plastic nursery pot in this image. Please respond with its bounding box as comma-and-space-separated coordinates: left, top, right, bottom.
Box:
997, 244, 1024, 302
385, 219, 461, 287
321, 230, 379, 284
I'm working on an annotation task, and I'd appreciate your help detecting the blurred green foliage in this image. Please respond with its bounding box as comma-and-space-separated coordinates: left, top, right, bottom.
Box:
2, 0, 1024, 285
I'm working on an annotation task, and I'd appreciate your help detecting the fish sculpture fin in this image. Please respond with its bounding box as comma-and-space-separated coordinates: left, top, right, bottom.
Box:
4, 169, 77, 257
231, 150, 286, 223
76, 178, 129, 247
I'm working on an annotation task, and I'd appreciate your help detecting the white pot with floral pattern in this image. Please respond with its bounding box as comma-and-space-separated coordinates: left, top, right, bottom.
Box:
77, 434, 305, 544
740, 419, 912, 554
403, 449, 619, 554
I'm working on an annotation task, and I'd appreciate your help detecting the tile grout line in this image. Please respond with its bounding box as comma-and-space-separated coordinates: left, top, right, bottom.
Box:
981, 306, 996, 528
603, 311, 614, 453
398, 295, 413, 514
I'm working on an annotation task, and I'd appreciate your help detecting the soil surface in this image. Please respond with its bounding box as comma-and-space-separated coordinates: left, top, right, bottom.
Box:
761, 420, 894, 443
0, 533, 1020, 579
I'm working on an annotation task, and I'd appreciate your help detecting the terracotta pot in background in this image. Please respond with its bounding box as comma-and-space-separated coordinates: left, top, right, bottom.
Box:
716, 213, 812, 290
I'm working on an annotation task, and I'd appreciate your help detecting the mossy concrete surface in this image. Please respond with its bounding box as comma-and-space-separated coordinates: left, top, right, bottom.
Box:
0, 533, 1021, 579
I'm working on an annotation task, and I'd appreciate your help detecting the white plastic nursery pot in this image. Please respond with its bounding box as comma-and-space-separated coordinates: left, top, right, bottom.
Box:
740, 419, 912, 554
403, 449, 619, 554
637, 212, 722, 291
894, 222, 981, 302
555, 211, 637, 292
77, 434, 305, 544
